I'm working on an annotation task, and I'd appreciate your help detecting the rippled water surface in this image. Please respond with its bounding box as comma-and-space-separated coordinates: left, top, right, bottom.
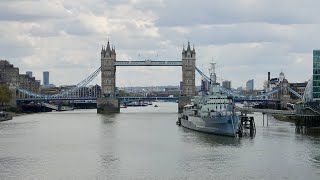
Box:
0, 102, 320, 179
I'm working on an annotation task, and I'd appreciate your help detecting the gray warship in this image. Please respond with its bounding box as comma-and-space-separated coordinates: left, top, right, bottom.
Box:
178, 63, 241, 137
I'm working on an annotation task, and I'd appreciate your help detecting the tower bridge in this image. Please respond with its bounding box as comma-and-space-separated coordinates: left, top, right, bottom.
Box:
98, 41, 195, 113
14, 41, 305, 113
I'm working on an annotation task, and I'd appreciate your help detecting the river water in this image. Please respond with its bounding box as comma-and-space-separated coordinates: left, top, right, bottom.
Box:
0, 102, 320, 179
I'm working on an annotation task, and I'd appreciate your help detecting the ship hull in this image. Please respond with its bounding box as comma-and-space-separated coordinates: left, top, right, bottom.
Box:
180, 115, 240, 137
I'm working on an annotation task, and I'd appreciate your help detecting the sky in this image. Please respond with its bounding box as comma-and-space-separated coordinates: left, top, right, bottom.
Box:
0, 0, 317, 89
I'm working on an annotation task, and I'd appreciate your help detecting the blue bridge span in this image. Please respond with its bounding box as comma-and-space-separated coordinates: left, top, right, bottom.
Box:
16, 96, 280, 103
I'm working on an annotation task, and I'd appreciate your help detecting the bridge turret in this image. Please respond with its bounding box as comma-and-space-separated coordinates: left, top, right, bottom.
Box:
182, 44, 185, 54
182, 41, 196, 59
111, 45, 116, 59
101, 45, 105, 58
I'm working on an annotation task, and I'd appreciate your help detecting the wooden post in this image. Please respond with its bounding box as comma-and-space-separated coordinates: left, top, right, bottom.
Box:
250, 117, 254, 137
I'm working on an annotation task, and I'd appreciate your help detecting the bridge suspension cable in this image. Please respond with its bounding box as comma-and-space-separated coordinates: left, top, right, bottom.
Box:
288, 87, 303, 99
195, 66, 283, 99
16, 67, 101, 99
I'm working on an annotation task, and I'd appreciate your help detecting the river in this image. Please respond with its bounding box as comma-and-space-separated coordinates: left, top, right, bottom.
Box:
0, 102, 320, 179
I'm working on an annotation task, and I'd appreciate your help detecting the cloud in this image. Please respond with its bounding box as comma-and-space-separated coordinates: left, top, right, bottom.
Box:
0, 0, 316, 89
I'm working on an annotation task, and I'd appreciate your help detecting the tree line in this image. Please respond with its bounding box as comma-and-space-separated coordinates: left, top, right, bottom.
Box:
0, 85, 12, 107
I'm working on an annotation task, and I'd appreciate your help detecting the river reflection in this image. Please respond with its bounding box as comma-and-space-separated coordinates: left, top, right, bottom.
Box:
0, 102, 319, 179
180, 128, 241, 147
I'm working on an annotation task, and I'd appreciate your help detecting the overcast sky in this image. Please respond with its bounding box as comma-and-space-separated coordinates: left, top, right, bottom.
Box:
0, 0, 316, 89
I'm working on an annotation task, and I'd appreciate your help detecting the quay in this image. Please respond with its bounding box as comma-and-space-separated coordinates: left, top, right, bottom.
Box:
238, 104, 320, 128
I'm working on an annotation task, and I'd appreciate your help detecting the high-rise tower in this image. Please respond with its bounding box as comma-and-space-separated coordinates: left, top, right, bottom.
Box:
43, 71, 49, 85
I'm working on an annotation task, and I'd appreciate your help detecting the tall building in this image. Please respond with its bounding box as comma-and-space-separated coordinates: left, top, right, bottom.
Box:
222, 80, 231, 90
43, 71, 49, 85
26, 71, 32, 78
246, 79, 254, 91
313, 50, 320, 101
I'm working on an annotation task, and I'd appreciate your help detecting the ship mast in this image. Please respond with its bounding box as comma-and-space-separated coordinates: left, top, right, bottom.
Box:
209, 62, 219, 94
209, 63, 216, 84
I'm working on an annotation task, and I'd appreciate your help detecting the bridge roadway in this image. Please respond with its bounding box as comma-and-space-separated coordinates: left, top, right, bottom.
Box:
114, 61, 182, 66
16, 97, 178, 102
238, 107, 295, 115
16, 96, 280, 103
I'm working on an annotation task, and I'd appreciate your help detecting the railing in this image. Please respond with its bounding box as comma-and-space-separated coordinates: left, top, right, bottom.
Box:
238, 107, 295, 115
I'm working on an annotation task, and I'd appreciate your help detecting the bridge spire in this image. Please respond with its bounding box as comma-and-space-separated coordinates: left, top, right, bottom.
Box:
101, 45, 105, 54
112, 45, 116, 54
193, 43, 195, 53
187, 41, 191, 52
182, 43, 185, 54
106, 40, 111, 52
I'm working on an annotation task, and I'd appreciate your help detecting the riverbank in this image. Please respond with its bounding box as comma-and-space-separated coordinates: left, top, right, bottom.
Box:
272, 114, 296, 123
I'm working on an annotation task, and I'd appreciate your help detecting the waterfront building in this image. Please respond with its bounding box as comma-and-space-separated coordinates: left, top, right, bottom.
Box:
26, 71, 32, 78
222, 80, 231, 90
41, 87, 59, 96
75, 87, 89, 98
0, 60, 41, 99
18, 74, 41, 98
43, 71, 49, 86
246, 79, 254, 91
0, 60, 19, 85
313, 50, 320, 101
89, 85, 101, 98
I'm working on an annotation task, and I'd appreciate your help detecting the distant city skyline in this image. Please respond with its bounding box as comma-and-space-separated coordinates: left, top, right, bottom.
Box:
0, 0, 315, 88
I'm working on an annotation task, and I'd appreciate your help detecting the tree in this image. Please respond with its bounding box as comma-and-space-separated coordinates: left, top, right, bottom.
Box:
0, 85, 12, 107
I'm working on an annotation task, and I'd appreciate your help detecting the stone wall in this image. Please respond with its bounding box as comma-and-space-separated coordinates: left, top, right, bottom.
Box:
178, 96, 192, 113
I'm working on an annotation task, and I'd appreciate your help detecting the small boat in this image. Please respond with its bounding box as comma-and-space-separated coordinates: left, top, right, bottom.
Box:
154, 105, 158, 107
120, 105, 127, 108
0, 111, 13, 122
126, 102, 148, 107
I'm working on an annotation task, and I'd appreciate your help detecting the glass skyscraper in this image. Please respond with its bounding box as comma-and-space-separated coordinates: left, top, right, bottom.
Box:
43, 71, 49, 85
313, 50, 320, 101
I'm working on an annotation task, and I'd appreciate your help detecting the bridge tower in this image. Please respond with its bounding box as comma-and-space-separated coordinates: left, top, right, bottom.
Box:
97, 41, 120, 113
101, 41, 116, 97
279, 76, 290, 109
179, 42, 196, 112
